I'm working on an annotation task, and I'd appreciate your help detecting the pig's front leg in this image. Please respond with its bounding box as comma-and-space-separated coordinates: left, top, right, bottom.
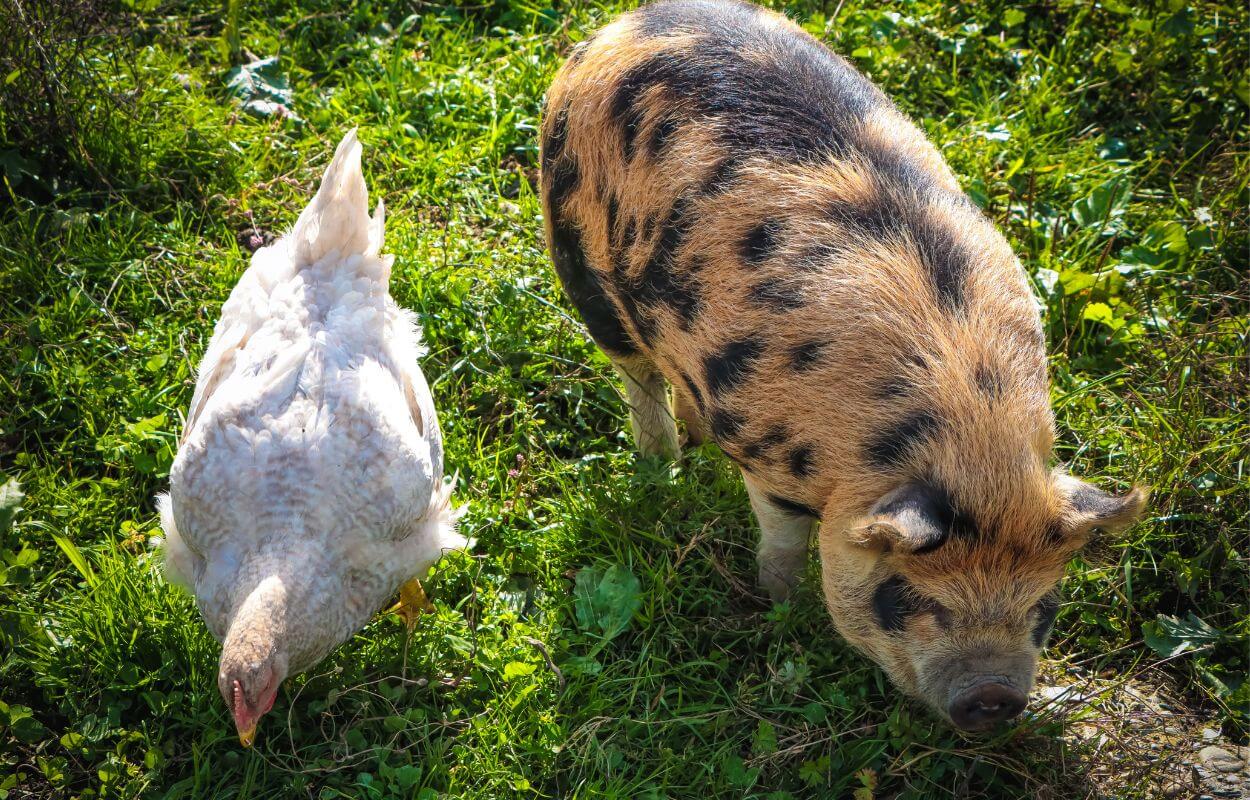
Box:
613, 356, 680, 460
745, 478, 815, 602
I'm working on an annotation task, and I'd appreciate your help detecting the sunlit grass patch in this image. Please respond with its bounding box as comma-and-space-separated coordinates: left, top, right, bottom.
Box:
0, 1, 1245, 797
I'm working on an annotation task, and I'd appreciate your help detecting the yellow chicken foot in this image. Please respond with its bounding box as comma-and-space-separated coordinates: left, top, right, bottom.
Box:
388, 578, 435, 631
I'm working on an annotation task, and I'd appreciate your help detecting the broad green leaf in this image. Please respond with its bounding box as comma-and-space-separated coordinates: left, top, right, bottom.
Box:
722, 754, 758, 788
573, 564, 641, 642
125, 414, 166, 438
225, 57, 299, 120
344, 728, 367, 750
1142, 613, 1222, 658
799, 756, 831, 787
752, 719, 778, 758
0, 478, 22, 534
60, 732, 85, 750
0, 149, 38, 185
391, 765, 422, 790
8, 546, 38, 568
144, 352, 169, 372
503, 661, 536, 680
1059, 269, 1096, 295
1071, 179, 1130, 229
383, 715, 407, 733
1150, 221, 1190, 255
562, 655, 602, 677
1082, 302, 1117, 327
11, 713, 48, 744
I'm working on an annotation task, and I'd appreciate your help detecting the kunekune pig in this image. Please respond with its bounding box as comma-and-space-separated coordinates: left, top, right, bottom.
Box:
538, 0, 1146, 731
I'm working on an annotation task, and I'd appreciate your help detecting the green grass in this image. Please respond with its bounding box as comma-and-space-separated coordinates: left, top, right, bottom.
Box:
1, 0, 1246, 797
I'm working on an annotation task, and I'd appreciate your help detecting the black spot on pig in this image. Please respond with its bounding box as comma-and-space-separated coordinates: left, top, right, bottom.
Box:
704, 337, 765, 397
768, 493, 820, 519
741, 220, 780, 264
865, 411, 942, 470
789, 340, 829, 372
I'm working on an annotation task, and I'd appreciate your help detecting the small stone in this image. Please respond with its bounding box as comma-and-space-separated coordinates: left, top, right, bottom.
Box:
1164, 726, 1183, 735
1039, 685, 1090, 704
1202, 727, 1221, 741
1198, 746, 1245, 773
1039, 686, 1067, 700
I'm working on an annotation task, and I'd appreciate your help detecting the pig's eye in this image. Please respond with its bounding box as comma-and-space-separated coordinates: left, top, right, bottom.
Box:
922, 599, 953, 630
905, 591, 952, 629
872, 576, 949, 632
872, 576, 912, 632
1031, 595, 1061, 647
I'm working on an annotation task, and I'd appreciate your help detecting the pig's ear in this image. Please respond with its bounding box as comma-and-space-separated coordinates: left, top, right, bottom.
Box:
1055, 472, 1147, 542
853, 482, 958, 554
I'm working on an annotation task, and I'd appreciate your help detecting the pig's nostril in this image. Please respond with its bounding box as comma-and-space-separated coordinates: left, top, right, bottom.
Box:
948, 682, 1027, 731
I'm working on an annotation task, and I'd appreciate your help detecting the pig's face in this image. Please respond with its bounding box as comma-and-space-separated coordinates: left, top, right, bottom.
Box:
818, 475, 1145, 731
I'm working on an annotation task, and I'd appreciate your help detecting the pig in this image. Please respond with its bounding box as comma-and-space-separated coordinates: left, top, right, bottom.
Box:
538, 0, 1146, 731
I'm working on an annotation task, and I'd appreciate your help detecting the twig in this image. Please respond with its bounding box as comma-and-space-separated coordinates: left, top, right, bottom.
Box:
523, 636, 565, 689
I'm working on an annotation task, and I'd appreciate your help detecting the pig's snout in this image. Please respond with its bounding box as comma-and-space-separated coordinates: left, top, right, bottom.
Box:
947, 680, 1027, 731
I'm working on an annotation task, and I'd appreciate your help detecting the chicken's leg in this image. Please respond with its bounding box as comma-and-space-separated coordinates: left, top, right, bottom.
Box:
389, 577, 435, 631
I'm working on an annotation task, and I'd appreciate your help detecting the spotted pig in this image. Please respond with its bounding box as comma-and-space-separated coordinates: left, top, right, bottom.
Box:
539, 0, 1146, 731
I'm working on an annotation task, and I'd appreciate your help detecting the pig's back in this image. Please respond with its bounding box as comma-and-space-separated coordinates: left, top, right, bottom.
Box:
541, 0, 1054, 519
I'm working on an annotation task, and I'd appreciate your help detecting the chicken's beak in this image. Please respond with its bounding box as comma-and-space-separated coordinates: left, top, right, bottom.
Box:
238, 722, 257, 748
229, 679, 260, 747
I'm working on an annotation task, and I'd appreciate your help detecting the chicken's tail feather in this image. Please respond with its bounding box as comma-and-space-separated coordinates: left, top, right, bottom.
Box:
431, 473, 470, 555
403, 474, 469, 581
287, 128, 387, 270
155, 493, 198, 591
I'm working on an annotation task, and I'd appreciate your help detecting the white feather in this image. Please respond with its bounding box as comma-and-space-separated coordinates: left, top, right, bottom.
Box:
159, 130, 462, 674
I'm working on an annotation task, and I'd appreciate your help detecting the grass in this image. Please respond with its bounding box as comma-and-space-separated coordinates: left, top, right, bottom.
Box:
0, 0, 1246, 797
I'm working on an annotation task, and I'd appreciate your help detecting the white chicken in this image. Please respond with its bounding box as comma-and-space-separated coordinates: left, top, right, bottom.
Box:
158, 130, 463, 747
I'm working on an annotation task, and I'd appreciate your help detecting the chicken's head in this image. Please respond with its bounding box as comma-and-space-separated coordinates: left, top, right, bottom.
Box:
217, 637, 288, 747
215, 573, 292, 748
